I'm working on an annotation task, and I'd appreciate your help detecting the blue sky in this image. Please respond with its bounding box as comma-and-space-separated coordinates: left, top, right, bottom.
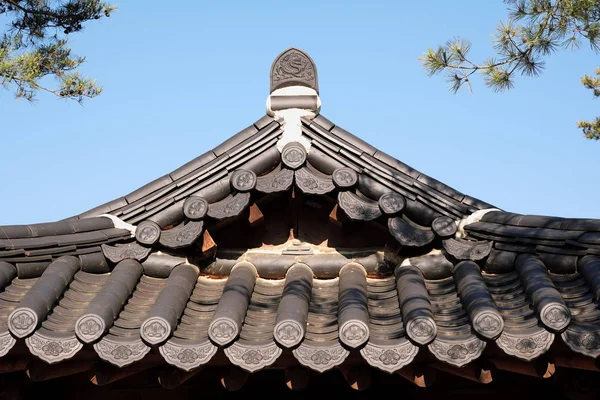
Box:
1, 1, 599, 225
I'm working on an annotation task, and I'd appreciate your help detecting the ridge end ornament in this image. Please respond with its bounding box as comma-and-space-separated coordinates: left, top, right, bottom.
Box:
270, 48, 318, 93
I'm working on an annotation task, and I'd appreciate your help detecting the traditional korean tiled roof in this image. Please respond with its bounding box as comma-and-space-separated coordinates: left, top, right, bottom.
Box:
0, 48, 599, 391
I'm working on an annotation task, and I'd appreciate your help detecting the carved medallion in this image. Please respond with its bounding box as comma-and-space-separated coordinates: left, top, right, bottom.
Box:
231, 170, 257, 192
473, 311, 504, 340
135, 220, 161, 246
256, 168, 294, 193
0, 331, 16, 358
75, 314, 105, 343
208, 318, 238, 346
26, 332, 83, 364
94, 338, 150, 368
183, 196, 208, 220
270, 48, 318, 93
338, 191, 382, 221
9, 308, 37, 338
360, 339, 419, 373
207, 192, 251, 221
541, 304, 571, 332
562, 329, 600, 358
158, 220, 204, 249
293, 342, 349, 373
295, 167, 334, 195
388, 217, 435, 248
101, 242, 151, 263
431, 216, 457, 238
281, 142, 307, 170
332, 167, 358, 189
339, 320, 369, 348
274, 320, 304, 348
406, 316, 437, 345
159, 339, 218, 371
141, 317, 171, 345
496, 330, 554, 361
378, 192, 406, 216
428, 336, 486, 367
443, 238, 493, 261
225, 342, 282, 372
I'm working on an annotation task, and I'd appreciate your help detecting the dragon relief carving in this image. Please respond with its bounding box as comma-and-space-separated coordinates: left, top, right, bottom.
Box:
159, 340, 217, 371
360, 340, 419, 373
271, 49, 317, 91
428, 337, 486, 367
225, 343, 282, 372
496, 330, 554, 361
293, 343, 349, 373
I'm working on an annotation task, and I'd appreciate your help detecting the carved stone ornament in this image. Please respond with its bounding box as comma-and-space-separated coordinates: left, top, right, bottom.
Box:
256, 168, 294, 193
428, 336, 486, 367
231, 169, 257, 192
388, 217, 435, 248
94, 337, 150, 368
360, 339, 419, 373
0, 331, 16, 358
158, 220, 204, 249
75, 314, 105, 343
183, 196, 209, 220
339, 320, 369, 348
159, 339, 218, 371
540, 303, 571, 332
135, 220, 161, 246
295, 167, 334, 195
208, 318, 238, 346
207, 192, 251, 221
225, 342, 282, 372
406, 316, 437, 345
270, 48, 318, 93
496, 329, 554, 361
8, 308, 37, 338
562, 328, 600, 358
141, 317, 171, 345
274, 320, 304, 348
101, 242, 151, 263
26, 332, 83, 364
443, 238, 493, 261
281, 142, 307, 170
338, 191, 382, 222
293, 342, 349, 373
332, 167, 358, 189
473, 311, 504, 340
378, 192, 406, 216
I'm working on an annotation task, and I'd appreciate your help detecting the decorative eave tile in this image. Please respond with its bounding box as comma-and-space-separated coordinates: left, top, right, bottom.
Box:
224, 341, 282, 373
360, 338, 419, 373
0, 330, 16, 357
293, 341, 349, 373
561, 327, 600, 358
496, 328, 554, 361
25, 330, 83, 364
93, 336, 150, 368
428, 336, 486, 367
159, 338, 218, 372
